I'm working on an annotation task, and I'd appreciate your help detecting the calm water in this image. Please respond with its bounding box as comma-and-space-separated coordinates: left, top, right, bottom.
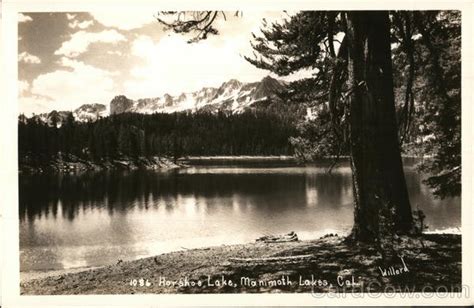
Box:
19, 162, 461, 272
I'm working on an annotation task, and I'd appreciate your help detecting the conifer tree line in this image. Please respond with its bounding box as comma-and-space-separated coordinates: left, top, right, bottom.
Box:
18, 109, 297, 161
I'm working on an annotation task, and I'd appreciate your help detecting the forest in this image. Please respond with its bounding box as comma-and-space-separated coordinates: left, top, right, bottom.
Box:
18, 109, 297, 161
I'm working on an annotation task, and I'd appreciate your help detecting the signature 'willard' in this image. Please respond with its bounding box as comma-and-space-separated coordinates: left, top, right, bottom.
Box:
379, 256, 410, 277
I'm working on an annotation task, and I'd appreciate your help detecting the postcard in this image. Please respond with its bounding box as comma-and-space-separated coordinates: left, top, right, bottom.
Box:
1, 0, 473, 306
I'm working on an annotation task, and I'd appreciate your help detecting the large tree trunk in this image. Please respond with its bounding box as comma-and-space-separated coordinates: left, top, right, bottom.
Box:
345, 11, 413, 242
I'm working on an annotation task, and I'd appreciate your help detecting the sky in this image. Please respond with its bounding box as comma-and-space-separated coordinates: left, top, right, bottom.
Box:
18, 11, 303, 115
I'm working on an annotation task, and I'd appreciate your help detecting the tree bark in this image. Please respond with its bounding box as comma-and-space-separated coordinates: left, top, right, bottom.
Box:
345, 11, 413, 242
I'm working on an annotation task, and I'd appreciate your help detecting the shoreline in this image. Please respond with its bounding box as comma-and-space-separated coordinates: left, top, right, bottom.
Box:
19, 154, 428, 173
21, 228, 461, 284
18, 154, 183, 173
20, 233, 461, 294
19, 154, 299, 173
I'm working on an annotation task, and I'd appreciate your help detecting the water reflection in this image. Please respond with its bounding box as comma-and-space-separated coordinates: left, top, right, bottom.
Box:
19, 164, 460, 272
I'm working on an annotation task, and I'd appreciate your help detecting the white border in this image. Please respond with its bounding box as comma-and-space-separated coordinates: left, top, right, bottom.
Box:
1, 0, 473, 306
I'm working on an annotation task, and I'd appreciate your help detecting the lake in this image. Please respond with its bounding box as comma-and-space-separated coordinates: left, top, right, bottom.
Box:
19, 160, 461, 273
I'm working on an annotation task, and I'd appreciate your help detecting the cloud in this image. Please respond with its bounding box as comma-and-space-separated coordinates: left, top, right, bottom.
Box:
107, 50, 123, 56
19, 95, 55, 116
18, 51, 41, 64
69, 19, 94, 29
55, 30, 126, 57
18, 13, 33, 23
90, 11, 156, 30
122, 11, 297, 99
124, 34, 270, 99
18, 80, 30, 95
26, 58, 116, 113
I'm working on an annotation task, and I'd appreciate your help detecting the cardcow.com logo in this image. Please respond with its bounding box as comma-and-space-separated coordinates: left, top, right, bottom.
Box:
310, 283, 470, 299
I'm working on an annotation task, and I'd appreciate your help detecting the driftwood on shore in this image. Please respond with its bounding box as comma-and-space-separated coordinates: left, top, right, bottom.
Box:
256, 231, 298, 243
228, 254, 314, 266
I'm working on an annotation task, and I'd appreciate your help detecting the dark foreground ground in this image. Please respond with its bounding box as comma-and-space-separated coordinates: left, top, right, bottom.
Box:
21, 234, 461, 295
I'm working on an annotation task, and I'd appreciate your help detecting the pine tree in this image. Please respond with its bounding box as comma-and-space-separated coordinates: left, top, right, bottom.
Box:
243, 11, 460, 239
152, 10, 463, 243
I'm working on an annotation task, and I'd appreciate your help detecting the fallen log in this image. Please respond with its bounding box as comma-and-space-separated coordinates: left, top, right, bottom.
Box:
228, 254, 314, 265
256, 231, 298, 243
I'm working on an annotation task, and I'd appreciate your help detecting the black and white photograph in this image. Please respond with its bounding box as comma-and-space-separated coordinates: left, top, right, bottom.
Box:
1, 1, 473, 306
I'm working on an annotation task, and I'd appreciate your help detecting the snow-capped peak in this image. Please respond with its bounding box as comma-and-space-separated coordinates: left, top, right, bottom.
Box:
26, 76, 287, 124
110, 76, 286, 115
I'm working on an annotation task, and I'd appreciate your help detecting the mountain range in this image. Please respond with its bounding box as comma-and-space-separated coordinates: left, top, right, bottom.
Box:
27, 76, 287, 125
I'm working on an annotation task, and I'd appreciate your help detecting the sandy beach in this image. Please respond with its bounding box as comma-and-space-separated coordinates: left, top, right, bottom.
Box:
20, 233, 461, 295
